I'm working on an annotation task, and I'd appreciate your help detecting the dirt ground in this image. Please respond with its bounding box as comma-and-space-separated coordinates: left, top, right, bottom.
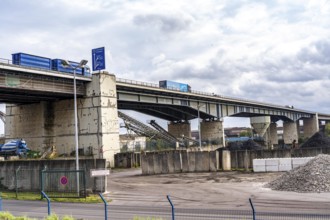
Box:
107, 168, 330, 213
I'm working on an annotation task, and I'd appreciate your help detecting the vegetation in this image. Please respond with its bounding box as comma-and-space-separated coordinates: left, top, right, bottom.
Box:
1, 192, 108, 203
325, 123, 330, 137
0, 212, 75, 220
133, 217, 163, 220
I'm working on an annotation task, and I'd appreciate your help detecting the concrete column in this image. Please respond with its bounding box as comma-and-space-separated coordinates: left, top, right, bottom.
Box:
283, 121, 299, 145
200, 120, 224, 147
5, 102, 55, 150
168, 121, 191, 138
5, 72, 120, 167
269, 122, 278, 146
84, 72, 120, 167
303, 114, 319, 139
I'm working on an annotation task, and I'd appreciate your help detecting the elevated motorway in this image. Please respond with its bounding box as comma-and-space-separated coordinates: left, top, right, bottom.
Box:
0, 60, 91, 103
116, 78, 330, 123
0, 61, 329, 123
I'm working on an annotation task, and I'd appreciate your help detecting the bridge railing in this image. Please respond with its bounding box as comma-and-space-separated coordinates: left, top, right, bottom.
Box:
116, 77, 312, 113
0, 58, 12, 65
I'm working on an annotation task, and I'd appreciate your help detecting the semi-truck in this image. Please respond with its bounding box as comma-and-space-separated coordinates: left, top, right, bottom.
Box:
0, 139, 29, 159
159, 80, 191, 92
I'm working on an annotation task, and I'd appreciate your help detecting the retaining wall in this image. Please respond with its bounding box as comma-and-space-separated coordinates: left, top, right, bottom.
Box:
140, 147, 330, 174
115, 152, 140, 168
0, 159, 106, 192
229, 147, 330, 170
141, 150, 219, 175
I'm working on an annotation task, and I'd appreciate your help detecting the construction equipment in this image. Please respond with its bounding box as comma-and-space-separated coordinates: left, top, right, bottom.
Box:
0, 139, 29, 159
118, 111, 179, 145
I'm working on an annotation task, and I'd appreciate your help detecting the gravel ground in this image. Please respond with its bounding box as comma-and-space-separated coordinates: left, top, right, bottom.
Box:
107, 168, 330, 212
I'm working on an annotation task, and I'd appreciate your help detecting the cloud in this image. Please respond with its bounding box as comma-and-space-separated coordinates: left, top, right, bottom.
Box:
133, 13, 192, 33
0, 0, 330, 130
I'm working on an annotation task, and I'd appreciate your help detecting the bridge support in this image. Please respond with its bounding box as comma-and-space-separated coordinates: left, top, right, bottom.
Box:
168, 121, 191, 139
5, 72, 119, 167
303, 114, 319, 139
283, 121, 299, 145
200, 120, 224, 147
267, 122, 278, 147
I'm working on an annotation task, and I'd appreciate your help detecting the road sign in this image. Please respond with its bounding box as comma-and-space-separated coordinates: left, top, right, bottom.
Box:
90, 169, 110, 177
92, 47, 106, 71
60, 176, 68, 185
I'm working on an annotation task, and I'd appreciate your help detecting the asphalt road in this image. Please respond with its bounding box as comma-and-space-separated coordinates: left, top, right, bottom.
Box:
3, 168, 330, 219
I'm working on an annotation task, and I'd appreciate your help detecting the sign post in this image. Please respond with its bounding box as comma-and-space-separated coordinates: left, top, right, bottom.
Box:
91, 169, 110, 193
92, 47, 106, 71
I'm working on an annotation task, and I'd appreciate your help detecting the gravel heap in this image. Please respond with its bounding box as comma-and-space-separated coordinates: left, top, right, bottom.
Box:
266, 154, 330, 192
227, 139, 262, 150
300, 131, 330, 148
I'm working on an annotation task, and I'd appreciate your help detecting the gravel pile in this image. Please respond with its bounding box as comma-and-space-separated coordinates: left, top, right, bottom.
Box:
266, 154, 330, 192
300, 131, 330, 148
227, 139, 262, 150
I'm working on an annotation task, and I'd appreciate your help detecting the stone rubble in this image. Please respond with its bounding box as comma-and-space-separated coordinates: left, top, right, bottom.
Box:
266, 154, 330, 193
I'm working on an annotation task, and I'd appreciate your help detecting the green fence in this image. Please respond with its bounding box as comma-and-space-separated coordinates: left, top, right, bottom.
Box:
41, 170, 86, 198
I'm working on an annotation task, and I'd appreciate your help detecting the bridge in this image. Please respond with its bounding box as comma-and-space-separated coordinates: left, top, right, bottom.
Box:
1, 61, 329, 166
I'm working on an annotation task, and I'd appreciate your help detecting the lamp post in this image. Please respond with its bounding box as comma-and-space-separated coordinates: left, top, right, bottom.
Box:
197, 103, 205, 148
61, 59, 88, 173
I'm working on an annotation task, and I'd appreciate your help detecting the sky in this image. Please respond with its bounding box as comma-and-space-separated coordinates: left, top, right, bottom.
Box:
1, 0, 330, 134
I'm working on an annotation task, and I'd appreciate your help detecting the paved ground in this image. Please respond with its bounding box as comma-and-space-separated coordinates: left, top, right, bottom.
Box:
107, 168, 330, 213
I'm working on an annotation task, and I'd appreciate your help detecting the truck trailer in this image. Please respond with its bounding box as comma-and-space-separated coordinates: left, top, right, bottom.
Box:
159, 80, 191, 92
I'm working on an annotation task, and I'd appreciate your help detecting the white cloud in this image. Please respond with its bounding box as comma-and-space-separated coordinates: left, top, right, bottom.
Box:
0, 0, 330, 132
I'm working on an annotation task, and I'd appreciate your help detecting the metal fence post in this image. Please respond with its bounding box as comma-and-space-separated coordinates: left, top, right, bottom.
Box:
167, 195, 175, 220
99, 193, 108, 220
0, 192, 2, 211
249, 198, 256, 220
15, 166, 21, 198
41, 191, 51, 216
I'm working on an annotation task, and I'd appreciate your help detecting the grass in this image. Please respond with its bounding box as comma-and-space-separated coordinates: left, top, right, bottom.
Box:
133, 217, 163, 220
0, 192, 110, 203
0, 212, 76, 220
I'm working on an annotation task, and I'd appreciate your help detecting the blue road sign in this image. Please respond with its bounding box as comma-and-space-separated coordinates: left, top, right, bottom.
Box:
92, 47, 106, 71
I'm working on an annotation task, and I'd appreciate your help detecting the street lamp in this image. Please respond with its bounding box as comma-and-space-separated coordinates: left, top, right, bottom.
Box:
197, 103, 205, 148
61, 59, 88, 173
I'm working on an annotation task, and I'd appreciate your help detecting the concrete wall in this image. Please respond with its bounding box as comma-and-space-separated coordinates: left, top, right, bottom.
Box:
168, 122, 191, 138
0, 159, 106, 192
230, 147, 330, 169
141, 150, 219, 175
5, 72, 120, 167
115, 152, 140, 168
140, 147, 330, 174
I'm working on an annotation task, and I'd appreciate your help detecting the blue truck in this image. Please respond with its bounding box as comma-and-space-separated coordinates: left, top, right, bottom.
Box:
12, 53, 52, 70
11, 53, 91, 76
159, 80, 191, 92
0, 139, 29, 159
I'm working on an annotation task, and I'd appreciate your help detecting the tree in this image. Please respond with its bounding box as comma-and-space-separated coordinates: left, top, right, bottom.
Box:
325, 123, 330, 137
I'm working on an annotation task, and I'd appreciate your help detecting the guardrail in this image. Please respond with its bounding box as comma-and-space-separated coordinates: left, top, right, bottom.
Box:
116, 77, 315, 114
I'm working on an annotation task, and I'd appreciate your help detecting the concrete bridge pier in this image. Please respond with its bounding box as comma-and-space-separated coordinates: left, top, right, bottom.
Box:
283, 121, 299, 145
200, 119, 224, 147
5, 72, 120, 167
267, 122, 278, 148
168, 121, 191, 139
303, 114, 319, 139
